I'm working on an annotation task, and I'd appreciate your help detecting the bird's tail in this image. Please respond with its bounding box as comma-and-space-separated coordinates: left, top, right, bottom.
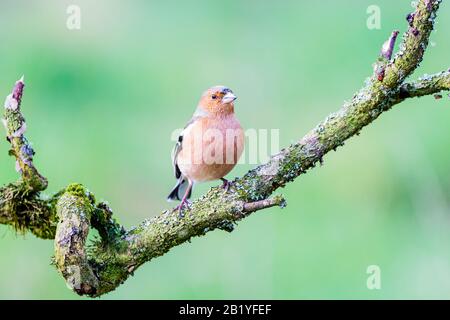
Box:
167, 177, 192, 201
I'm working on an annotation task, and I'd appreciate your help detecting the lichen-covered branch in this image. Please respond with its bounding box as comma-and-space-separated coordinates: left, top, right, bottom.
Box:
0, 0, 448, 297
2, 77, 47, 191
0, 182, 58, 239
1, 78, 55, 238
397, 70, 450, 101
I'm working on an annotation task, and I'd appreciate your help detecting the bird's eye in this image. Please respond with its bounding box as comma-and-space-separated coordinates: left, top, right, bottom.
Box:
211, 95, 217, 100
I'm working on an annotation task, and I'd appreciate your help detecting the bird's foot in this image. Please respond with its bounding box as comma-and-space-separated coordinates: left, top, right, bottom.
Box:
176, 199, 192, 214
221, 178, 232, 192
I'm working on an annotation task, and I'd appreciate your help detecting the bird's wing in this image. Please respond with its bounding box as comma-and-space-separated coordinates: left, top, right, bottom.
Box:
171, 134, 183, 179
171, 116, 199, 179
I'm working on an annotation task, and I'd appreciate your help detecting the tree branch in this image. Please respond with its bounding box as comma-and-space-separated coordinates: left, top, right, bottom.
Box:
0, 0, 448, 297
397, 70, 450, 101
2, 77, 47, 191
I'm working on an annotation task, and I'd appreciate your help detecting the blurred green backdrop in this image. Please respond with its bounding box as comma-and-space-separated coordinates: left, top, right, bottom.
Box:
1, 0, 450, 299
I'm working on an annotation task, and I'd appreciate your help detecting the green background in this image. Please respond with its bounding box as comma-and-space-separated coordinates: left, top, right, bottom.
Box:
1, 0, 450, 299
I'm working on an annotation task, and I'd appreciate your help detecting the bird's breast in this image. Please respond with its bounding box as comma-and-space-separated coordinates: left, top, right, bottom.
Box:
177, 115, 244, 182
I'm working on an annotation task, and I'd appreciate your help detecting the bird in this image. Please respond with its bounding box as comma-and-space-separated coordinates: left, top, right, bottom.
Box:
168, 86, 244, 210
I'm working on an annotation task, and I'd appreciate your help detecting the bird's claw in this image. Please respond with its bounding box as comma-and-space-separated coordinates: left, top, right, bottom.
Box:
176, 199, 192, 214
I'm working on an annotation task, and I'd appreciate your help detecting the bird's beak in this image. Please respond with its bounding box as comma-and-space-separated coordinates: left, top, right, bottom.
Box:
222, 92, 237, 104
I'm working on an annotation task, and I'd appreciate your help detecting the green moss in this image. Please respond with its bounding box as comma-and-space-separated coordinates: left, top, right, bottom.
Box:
65, 183, 97, 206
66, 183, 87, 198
0, 183, 57, 239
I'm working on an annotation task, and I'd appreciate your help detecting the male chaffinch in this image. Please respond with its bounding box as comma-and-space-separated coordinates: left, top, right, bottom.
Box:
168, 86, 244, 210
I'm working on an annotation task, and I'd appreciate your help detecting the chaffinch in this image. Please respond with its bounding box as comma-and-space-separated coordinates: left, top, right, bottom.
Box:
168, 86, 244, 210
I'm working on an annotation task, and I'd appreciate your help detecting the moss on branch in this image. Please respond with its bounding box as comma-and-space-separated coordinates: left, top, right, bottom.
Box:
397, 70, 450, 101
0, 183, 58, 239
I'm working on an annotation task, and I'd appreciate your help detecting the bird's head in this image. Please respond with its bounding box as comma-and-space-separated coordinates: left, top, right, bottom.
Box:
198, 86, 237, 116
